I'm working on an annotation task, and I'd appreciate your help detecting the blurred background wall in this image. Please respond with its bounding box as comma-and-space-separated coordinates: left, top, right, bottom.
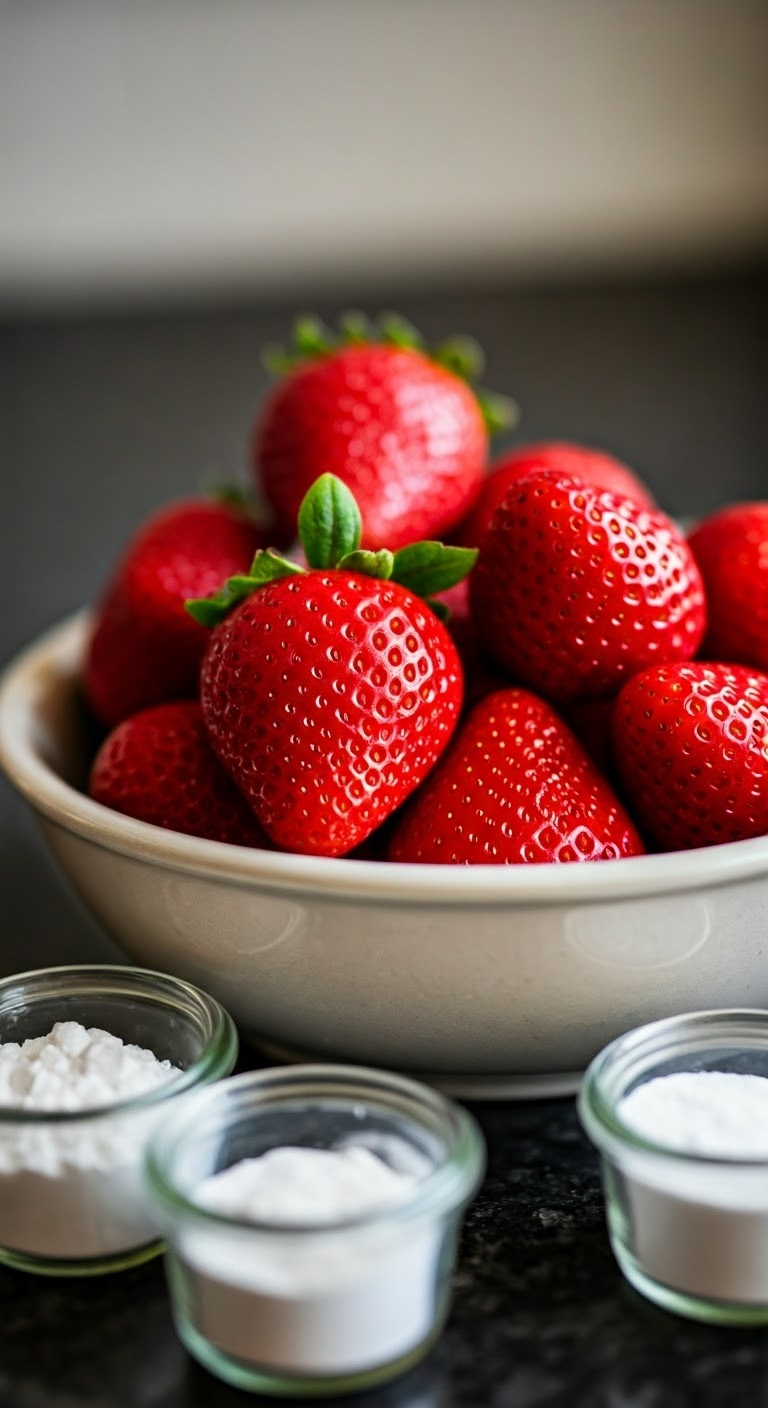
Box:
1, 0, 766, 308
1, 0, 767, 972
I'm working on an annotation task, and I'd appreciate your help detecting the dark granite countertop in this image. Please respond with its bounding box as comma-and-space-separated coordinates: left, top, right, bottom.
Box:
2, 1090, 768, 1407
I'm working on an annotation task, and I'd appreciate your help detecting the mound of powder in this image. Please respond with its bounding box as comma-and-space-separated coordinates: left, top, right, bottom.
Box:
0, 1020, 178, 1112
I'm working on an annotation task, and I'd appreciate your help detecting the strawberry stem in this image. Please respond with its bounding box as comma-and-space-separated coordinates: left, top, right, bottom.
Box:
185, 474, 477, 627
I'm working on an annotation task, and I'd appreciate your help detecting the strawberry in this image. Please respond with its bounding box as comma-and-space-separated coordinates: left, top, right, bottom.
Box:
470, 470, 706, 704
252, 314, 516, 552
612, 663, 768, 851
188, 474, 475, 857
438, 578, 508, 710
388, 688, 645, 864
84, 499, 267, 726
89, 701, 269, 847
459, 441, 655, 547
563, 694, 618, 780
688, 503, 768, 673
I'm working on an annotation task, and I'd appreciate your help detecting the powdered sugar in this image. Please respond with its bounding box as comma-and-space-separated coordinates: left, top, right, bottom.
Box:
180, 1142, 441, 1375
0, 1021, 177, 1116
619, 1071, 768, 1158
0, 1022, 179, 1262
195, 1145, 417, 1227
614, 1070, 768, 1303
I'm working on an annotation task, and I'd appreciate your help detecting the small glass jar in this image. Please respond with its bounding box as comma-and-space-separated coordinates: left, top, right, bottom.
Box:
146, 1064, 486, 1397
579, 1009, 768, 1324
0, 963, 237, 1276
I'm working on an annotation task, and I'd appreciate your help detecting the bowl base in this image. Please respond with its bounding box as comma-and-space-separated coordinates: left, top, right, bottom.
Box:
251, 1039, 581, 1101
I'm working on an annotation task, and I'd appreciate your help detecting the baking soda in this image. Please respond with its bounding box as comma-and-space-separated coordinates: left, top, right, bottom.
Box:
615, 1071, 768, 1303
0, 1022, 179, 1261
180, 1143, 444, 1375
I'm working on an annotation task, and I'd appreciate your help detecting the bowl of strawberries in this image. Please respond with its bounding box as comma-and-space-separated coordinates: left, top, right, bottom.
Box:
3, 315, 768, 1097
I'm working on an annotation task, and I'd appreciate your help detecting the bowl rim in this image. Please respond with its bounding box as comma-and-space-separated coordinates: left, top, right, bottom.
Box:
2, 611, 768, 908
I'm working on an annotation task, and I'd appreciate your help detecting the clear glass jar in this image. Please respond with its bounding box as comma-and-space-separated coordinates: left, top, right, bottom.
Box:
579, 1009, 768, 1324
146, 1064, 486, 1396
0, 963, 237, 1276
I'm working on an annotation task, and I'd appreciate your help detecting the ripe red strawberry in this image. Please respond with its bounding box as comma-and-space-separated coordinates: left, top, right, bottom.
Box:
688, 503, 768, 673
388, 688, 645, 864
470, 470, 706, 704
459, 441, 655, 547
85, 500, 267, 726
612, 663, 768, 851
563, 694, 618, 780
253, 314, 516, 551
89, 701, 269, 847
188, 474, 475, 857
438, 577, 508, 709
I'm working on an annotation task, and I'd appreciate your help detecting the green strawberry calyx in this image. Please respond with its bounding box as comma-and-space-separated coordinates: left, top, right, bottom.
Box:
262, 312, 519, 437
186, 473, 477, 628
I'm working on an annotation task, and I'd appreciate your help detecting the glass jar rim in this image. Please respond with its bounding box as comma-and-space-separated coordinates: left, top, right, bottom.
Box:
0, 963, 238, 1124
145, 1063, 486, 1236
579, 1007, 768, 1169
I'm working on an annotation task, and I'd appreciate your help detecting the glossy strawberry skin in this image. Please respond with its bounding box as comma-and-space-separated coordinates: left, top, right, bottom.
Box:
200, 570, 463, 857
688, 503, 768, 672
613, 663, 768, 851
85, 501, 266, 727
459, 441, 655, 547
389, 688, 645, 864
89, 701, 269, 847
470, 470, 706, 704
254, 345, 487, 551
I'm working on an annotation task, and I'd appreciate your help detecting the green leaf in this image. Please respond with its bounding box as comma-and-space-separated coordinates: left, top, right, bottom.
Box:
246, 549, 306, 583
425, 597, 451, 623
391, 542, 478, 597
432, 336, 485, 382
261, 344, 298, 376
476, 389, 520, 436
377, 313, 423, 350
185, 552, 305, 627
339, 310, 374, 345
185, 578, 250, 627
185, 595, 234, 627
293, 316, 334, 358
297, 473, 362, 569
338, 548, 394, 579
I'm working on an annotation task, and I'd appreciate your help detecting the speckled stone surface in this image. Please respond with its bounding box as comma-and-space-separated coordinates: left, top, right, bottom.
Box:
2, 1095, 768, 1407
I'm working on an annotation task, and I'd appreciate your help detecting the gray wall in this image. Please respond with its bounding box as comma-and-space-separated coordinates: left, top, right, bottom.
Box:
1, 0, 767, 308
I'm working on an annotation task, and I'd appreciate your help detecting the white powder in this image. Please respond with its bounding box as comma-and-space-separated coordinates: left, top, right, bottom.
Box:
0, 1022, 179, 1263
619, 1072, 768, 1158
614, 1071, 768, 1304
196, 1145, 416, 1225
180, 1143, 444, 1376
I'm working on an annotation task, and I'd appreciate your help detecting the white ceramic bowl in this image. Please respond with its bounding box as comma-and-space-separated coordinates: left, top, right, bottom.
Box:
3, 613, 768, 1099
